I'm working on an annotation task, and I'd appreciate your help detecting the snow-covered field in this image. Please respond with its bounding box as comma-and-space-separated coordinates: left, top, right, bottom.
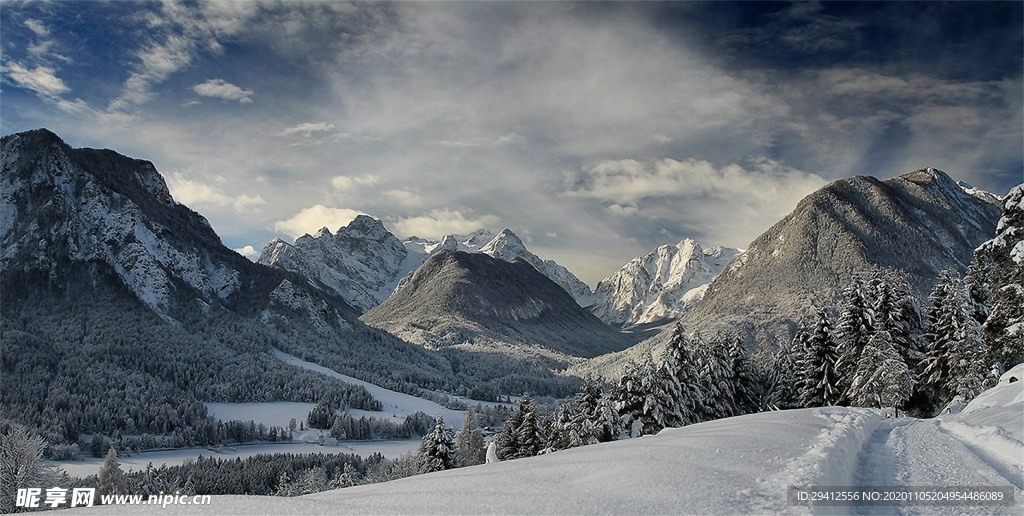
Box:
52, 351, 500, 479
78, 364, 1023, 515
53, 440, 422, 479
272, 349, 473, 427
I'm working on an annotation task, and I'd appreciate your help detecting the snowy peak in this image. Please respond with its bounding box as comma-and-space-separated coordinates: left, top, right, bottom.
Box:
1, 128, 357, 329
479, 229, 596, 307
682, 167, 1002, 348
592, 238, 741, 327
258, 215, 408, 312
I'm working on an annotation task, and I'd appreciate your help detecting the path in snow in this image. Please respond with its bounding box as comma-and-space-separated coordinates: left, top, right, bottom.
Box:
272, 349, 469, 428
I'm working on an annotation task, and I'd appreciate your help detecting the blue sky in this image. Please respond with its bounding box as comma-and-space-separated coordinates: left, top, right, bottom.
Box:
2, 1, 1021, 284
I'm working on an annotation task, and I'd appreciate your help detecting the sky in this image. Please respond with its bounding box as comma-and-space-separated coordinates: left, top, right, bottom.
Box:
2, 1, 1022, 285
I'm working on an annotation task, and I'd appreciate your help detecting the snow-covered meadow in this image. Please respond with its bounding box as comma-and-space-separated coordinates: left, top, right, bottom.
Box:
79, 364, 1023, 515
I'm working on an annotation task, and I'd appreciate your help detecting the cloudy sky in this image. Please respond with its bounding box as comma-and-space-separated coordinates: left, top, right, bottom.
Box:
2, 1, 1021, 285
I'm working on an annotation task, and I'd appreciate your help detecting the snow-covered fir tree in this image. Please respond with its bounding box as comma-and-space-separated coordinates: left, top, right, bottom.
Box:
454, 406, 486, 467
418, 417, 456, 473
728, 334, 761, 416
613, 355, 676, 436
549, 377, 620, 450
871, 269, 924, 370
660, 325, 705, 426
97, 447, 128, 497
496, 395, 544, 460
847, 331, 915, 412
763, 334, 802, 410
974, 184, 1024, 370
798, 309, 842, 407
693, 333, 734, 420
834, 277, 876, 402
920, 270, 989, 409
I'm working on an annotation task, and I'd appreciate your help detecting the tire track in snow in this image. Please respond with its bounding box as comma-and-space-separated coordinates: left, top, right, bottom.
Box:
937, 420, 1024, 490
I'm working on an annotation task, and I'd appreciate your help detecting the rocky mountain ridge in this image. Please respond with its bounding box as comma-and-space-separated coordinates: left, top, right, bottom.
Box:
591, 238, 742, 327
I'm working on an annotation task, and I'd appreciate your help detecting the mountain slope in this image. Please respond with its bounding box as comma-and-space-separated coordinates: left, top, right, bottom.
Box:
591, 238, 741, 327
479, 229, 596, 307
1, 129, 460, 441
362, 250, 635, 362
680, 167, 1001, 348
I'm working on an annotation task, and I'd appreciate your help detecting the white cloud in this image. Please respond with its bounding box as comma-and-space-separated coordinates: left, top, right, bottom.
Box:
165, 172, 265, 211
331, 174, 381, 190
233, 245, 259, 260
23, 19, 49, 37
193, 78, 254, 103
272, 205, 365, 239
393, 208, 501, 239
279, 122, 337, 138
108, 1, 258, 113
569, 157, 826, 205
606, 203, 639, 217
2, 61, 69, 98
568, 157, 828, 247
381, 189, 424, 207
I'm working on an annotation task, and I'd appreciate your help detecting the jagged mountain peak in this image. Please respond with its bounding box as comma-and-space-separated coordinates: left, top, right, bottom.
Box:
342, 214, 390, 240
591, 237, 739, 328
479, 228, 527, 255
258, 215, 407, 313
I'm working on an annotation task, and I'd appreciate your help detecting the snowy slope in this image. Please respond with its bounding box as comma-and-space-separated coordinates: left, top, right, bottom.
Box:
591, 239, 741, 327
87, 367, 1022, 514
272, 349, 469, 428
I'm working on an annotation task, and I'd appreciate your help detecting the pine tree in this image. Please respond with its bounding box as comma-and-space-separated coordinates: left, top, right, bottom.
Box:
495, 395, 543, 460
97, 447, 128, 497
848, 331, 914, 412
728, 334, 761, 416
693, 334, 734, 420
612, 359, 648, 435
975, 185, 1024, 371
514, 397, 544, 459
872, 269, 924, 369
921, 271, 989, 409
550, 377, 621, 450
660, 325, 704, 426
763, 334, 802, 410
418, 417, 455, 473
834, 277, 876, 402
799, 309, 842, 407
454, 407, 485, 467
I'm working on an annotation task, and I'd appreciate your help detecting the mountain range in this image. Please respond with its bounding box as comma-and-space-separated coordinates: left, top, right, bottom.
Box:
1, 128, 1010, 409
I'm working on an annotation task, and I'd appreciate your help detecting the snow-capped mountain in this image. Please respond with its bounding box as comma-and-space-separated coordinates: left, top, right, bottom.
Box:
260, 222, 596, 312
0, 128, 455, 394
681, 167, 1002, 348
362, 250, 635, 364
591, 238, 741, 327
259, 216, 409, 313
259, 223, 496, 313
479, 229, 596, 307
